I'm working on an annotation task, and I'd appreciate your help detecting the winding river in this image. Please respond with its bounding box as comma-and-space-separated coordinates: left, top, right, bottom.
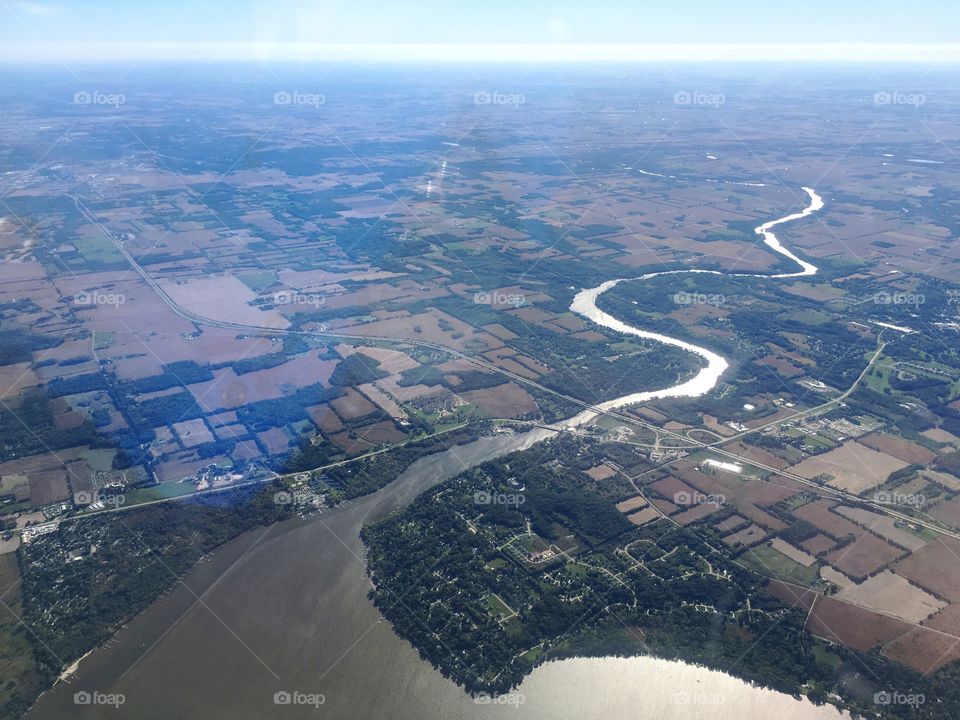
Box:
26, 187, 843, 719
564, 186, 823, 428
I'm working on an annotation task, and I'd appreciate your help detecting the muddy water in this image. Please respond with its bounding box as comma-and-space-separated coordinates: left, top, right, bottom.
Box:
26, 428, 842, 719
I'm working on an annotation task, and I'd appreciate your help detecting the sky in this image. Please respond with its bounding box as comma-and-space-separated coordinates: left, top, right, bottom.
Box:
2, 0, 959, 62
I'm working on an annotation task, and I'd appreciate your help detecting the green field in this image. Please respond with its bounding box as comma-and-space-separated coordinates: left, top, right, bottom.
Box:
740, 542, 821, 587
485, 593, 513, 618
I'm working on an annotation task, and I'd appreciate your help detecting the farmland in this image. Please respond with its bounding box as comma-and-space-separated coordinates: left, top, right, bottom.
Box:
2, 65, 960, 719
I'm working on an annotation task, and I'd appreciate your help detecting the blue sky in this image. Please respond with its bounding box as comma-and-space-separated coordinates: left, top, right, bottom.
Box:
2, 0, 959, 61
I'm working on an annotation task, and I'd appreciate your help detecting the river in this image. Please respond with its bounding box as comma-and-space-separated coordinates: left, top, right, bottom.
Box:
25, 187, 843, 719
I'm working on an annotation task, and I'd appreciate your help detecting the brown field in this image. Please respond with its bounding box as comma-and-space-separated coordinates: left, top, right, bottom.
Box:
230, 440, 261, 462
755, 356, 804, 378
154, 452, 226, 483
732, 499, 788, 532
859, 432, 937, 465
722, 523, 767, 548
0, 449, 90, 507
351, 420, 408, 446
481, 323, 519, 341
0, 361, 38, 399
782, 282, 845, 301
921, 469, 960, 492
328, 432, 375, 456
490, 357, 541, 380
923, 602, 960, 635
825, 533, 906, 580
793, 500, 865, 540
215, 423, 248, 442
172, 418, 214, 448
615, 496, 648, 513
188, 355, 338, 411
459, 382, 537, 418
357, 383, 407, 421
820, 565, 855, 590
510, 353, 551, 374
650, 476, 698, 503
204, 410, 238, 427
923, 428, 960, 447
799, 533, 837, 556
725, 441, 791, 470
675, 502, 721, 526
160, 274, 290, 329
135, 386, 185, 403
806, 595, 912, 651
340, 309, 500, 353
306, 404, 345, 434
884, 627, 960, 674
834, 505, 928, 551
435, 358, 480, 374
550, 315, 588, 332
787, 441, 909, 493
837, 571, 945, 623
27, 465, 73, 506
53, 412, 85, 430
626, 507, 661, 526
257, 428, 292, 455
331, 388, 378, 421
674, 464, 740, 495
896, 538, 960, 603
767, 579, 818, 612
714, 514, 749, 533
509, 306, 554, 324
585, 464, 617, 481
897, 475, 932, 496
929, 499, 960, 529
335, 344, 420, 374
736, 479, 801, 506
649, 498, 679, 516
376, 374, 443, 402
